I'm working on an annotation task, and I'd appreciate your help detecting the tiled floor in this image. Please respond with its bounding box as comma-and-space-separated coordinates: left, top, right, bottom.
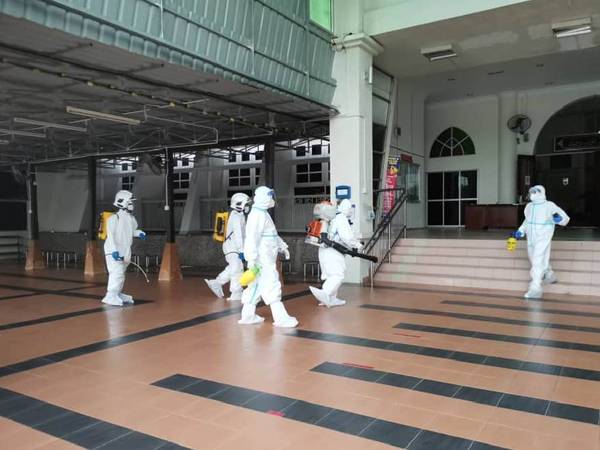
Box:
0, 264, 599, 449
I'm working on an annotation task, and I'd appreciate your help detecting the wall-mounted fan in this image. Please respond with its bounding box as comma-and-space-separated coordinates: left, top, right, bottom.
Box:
140, 153, 163, 175
507, 114, 532, 135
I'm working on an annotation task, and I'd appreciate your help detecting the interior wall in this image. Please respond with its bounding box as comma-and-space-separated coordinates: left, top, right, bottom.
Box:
37, 170, 89, 232
425, 95, 500, 205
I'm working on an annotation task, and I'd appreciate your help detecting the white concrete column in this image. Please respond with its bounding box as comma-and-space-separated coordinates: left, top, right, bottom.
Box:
329, 33, 383, 283
498, 91, 518, 204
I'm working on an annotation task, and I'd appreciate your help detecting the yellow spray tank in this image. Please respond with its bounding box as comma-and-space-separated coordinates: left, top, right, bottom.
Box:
97, 211, 114, 240
240, 265, 261, 287
213, 211, 229, 242
506, 237, 518, 251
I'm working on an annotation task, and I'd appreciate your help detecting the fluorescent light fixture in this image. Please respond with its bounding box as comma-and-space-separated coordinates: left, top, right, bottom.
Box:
421, 44, 457, 61
66, 106, 140, 126
0, 128, 46, 138
552, 18, 592, 38
14, 117, 87, 133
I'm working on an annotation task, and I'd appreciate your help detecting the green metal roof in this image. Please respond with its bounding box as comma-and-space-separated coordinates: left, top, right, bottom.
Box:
1, 0, 336, 107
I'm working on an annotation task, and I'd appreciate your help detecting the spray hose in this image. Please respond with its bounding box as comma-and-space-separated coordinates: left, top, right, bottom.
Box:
320, 234, 378, 263
128, 260, 150, 283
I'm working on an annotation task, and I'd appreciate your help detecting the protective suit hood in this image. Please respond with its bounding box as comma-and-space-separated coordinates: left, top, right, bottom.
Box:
529, 185, 546, 204
338, 199, 355, 220
253, 186, 275, 209
230, 192, 250, 213
114, 190, 135, 212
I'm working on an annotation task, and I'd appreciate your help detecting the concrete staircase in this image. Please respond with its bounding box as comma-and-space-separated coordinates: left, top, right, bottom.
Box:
374, 238, 600, 297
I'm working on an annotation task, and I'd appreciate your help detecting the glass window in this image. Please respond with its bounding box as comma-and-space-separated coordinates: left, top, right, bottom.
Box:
181, 158, 189, 167
295, 146, 306, 157
242, 153, 250, 162
255, 167, 261, 185
173, 172, 190, 190
398, 162, 420, 203
444, 172, 459, 199
228, 152, 236, 163
296, 163, 323, 184
444, 201, 460, 226
428, 202, 443, 226
427, 173, 443, 200
311, 144, 322, 155
310, 0, 331, 30
460, 170, 477, 199
430, 127, 475, 158
121, 163, 129, 171
122, 176, 134, 191
255, 151, 263, 160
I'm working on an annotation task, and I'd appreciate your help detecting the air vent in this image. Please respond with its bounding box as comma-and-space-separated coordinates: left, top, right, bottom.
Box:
552, 18, 592, 38
421, 45, 457, 61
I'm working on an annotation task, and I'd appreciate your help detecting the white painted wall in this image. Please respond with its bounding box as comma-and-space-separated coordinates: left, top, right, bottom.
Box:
425, 95, 500, 205
37, 170, 89, 232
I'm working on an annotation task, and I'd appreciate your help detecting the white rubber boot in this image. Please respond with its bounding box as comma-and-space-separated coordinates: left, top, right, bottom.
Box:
205, 279, 224, 299
118, 293, 134, 304
238, 303, 265, 325
543, 271, 557, 285
524, 287, 543, 299
102, 293, 124, 306
270, 301, 298, 328
227, 291, 243, 301
309, 286, 345, 308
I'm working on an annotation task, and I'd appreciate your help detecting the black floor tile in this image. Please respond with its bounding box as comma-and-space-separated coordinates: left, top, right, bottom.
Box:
484, 356, 523, 370
244, 393, 296, 413
312, 362, 353, 376
182, 380, 229, 397
152, 374, 202, 392
408, 430, 472, 449
360, 419, 420, 448
210, 386, 261, 406
316, 409, 375, 435
36, 412, 99, 438
64, 421, 131, 448
469, 442, 509, 450
519, 362, 562, 376
0, 395, 43, 418
98, 431, 170, 449
10, 403, 71, 427
546, 402, 599, 425
344, 367, 386, 382
560, 367, 600, 381
417, 347, 453, 358
413, 379, 460, 397
451, 352, 487, 364
281, 400, 333, 424
385, 342, 421, 353
453, 387, 502, 406
376, 372, 422, 389
498, 394, 550, 415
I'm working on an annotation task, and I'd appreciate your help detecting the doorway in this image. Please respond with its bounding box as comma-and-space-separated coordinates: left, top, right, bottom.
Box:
534, 96, 600, 227
427, 170, 477, 226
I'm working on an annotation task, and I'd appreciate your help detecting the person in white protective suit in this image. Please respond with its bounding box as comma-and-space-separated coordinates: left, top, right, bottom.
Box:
310, 199, 363, 307
205, 193, 250, 301
238, 186, 298, 327
102, 190, 146, 306
514, 185, 569, 299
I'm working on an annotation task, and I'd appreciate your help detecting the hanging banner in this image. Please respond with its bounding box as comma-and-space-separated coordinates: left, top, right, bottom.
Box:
383, 156, 400, 215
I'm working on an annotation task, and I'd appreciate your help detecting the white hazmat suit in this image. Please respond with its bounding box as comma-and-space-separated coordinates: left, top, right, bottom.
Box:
238, 186, 298, 328
516, 185, 569, 299
102, 190, 146, 306
311, 199, 363, 307
205, 193, 249, 301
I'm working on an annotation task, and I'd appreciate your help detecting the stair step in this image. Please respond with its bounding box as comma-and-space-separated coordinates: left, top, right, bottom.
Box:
379, 262, 600, 284
398, 238, 600, 251
374, 272, 600, 297
390, 255, 600, 271
393, 246, 600, 261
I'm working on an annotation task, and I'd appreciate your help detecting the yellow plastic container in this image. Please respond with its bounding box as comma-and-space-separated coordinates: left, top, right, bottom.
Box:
506, 237, 517, 251
240, 265, 260, 287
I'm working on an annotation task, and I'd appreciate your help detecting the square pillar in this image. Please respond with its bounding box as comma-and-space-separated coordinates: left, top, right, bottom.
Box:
329, 33, 383, 283
159, 150, 183, 281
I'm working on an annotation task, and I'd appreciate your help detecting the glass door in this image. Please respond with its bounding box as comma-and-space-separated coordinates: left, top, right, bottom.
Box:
427, 170, 477, 226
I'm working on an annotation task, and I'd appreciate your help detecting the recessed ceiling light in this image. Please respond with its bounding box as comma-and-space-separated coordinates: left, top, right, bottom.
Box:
552, 18, 592, 38
447, 77, 456, 81
536, 63, 545, 68
466, 93, 474, 97
488, 70, 504, 76
421, 45, 457, 61
545, 81, 555, 86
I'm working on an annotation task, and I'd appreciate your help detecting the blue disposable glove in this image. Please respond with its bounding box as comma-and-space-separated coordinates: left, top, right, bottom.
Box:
513, 231, 524, 239
552, 213, 562, 224
138, 231, 147, 240
238, 252, 245, 262
111, 251, 124, 261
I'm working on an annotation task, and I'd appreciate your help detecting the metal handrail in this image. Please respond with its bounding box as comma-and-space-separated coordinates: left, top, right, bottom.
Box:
364, 188, 408, 287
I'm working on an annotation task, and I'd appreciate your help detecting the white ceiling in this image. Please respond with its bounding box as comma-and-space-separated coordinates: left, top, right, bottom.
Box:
374, 0, 600, 100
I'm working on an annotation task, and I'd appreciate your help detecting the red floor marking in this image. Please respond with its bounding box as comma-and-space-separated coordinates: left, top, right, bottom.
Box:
394, 332, 421, 338
342, 362, 375, 369
267, 410, 285, 417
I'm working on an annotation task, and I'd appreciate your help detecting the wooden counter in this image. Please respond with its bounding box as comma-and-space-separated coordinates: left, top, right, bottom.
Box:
465, 204, 525, 230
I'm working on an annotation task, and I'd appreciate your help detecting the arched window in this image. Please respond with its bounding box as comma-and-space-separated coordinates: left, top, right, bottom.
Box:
430, 127, 475, 158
